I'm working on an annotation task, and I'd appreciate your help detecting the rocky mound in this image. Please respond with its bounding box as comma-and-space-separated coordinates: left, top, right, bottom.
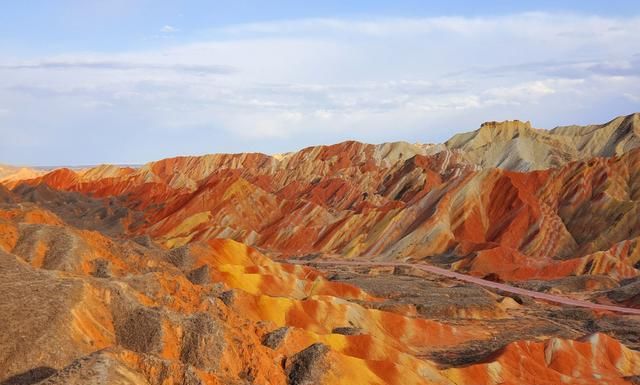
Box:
2, 113, 640, 384
9, 120, 640, 284
0, 164, 46, 185
446, 112, 640, 170
1, 201, 639, 384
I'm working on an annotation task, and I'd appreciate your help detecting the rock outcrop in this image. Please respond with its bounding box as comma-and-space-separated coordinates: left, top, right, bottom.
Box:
7, 114, 640, 285
447, 113, 640, 170
2, 113, 640, 384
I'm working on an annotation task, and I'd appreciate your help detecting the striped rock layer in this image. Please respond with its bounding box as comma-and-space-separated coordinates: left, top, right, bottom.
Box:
2, 113, 640, 384
1, 202, 639, 385
7, 113, 640, 283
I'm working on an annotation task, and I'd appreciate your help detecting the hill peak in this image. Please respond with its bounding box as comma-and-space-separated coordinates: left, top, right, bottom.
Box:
479, 119, 532, 131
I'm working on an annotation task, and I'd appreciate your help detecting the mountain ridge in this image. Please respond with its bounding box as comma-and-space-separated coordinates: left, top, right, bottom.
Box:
3, 113, 637, 178
4, 113, 640, 284
3, 112, 640, 385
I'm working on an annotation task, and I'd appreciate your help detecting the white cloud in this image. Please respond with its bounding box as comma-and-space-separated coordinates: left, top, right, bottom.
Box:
624, 93, 640, 103
1, 13, 640, 164
161, 25, 178, 33
0, 59, 233, 74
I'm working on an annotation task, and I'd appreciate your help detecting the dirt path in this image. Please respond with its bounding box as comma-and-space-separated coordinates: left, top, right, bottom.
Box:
288, 259, 640, 316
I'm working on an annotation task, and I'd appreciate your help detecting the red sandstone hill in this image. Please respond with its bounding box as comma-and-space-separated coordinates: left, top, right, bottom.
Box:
2, 113, 640, 384
1, 201, 640, 385
9, 114, 640, 284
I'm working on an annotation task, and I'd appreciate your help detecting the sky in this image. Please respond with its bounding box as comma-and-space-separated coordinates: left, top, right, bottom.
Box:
1, 1, 640, 166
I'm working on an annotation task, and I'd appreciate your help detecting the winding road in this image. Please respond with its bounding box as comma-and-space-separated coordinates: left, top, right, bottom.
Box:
287, 259, 640, 316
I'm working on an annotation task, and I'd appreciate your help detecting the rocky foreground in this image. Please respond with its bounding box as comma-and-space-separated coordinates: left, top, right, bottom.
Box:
1, 113, 640, 384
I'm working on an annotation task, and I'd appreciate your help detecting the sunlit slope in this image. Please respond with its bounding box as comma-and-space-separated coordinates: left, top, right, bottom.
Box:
9, 115, 640, 283
2, 192, 640, 384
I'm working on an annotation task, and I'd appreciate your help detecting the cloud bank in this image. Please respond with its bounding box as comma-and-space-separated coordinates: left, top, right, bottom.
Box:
1, 13, 639, 165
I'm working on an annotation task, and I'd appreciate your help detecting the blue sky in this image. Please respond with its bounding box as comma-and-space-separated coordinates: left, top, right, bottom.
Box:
1, 1, 640, 165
